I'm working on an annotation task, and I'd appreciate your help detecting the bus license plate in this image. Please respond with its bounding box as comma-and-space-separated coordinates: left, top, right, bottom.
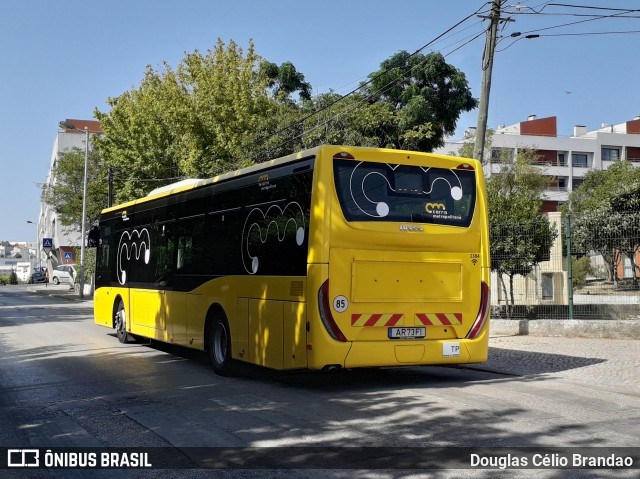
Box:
388, 327, 426, 339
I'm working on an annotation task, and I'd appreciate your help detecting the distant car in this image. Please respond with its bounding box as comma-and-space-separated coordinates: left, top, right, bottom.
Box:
51, 264, 76, 285
30, 268, 46, 284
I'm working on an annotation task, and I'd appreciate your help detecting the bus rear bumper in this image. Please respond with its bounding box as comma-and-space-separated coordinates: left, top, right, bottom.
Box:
343, 335, 488, 368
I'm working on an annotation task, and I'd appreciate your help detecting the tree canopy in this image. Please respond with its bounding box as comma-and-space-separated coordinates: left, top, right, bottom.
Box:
563, 161, 640, 285
40, 147, 107, 234
363, 51, 477, 152
487, 150, 557, 313
93, 39, 281, 203
47, 39, 477, 226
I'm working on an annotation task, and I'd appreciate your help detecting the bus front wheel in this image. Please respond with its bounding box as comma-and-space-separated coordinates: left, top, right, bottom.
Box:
208, 315, 234, 376
114, 299, 131, 344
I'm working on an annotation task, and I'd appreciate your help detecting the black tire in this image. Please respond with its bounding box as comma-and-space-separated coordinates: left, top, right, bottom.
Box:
208, 314, 234, 376
52, 277, 59, 285
114, 299, 131, 344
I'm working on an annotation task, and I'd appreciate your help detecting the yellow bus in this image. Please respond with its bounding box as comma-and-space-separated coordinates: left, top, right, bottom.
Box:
94, 145, 490, 375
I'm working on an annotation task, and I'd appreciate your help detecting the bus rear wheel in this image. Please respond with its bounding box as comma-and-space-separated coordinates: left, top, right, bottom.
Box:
208, 315, 234, 376
114, 299, 131, 344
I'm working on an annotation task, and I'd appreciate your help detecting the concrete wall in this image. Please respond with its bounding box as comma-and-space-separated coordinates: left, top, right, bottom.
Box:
491, 319, 640, 339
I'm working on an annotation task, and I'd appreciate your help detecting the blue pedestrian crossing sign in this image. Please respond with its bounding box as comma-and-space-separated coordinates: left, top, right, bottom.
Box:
64, 252, 72, 260
42, 238, 53, 255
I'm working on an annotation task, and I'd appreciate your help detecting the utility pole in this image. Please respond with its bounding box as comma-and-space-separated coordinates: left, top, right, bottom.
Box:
474, 0, 510, 166
107, 166, 114, 208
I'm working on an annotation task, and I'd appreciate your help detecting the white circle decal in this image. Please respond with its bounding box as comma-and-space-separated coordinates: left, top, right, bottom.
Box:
376, 202, 389, 217
333, 295, 349, 313
451, 186, 463, 200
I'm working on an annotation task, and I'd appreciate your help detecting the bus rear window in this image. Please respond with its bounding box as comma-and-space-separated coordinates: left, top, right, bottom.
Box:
334, 159, 476, 227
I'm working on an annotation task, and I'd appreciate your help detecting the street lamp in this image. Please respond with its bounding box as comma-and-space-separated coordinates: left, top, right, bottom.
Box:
26, 220, 39, 270
58, 121, 91, 298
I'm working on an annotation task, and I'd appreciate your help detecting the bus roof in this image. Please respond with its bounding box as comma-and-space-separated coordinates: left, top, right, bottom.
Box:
100, 145, 476, 214
101, 145, 324, 214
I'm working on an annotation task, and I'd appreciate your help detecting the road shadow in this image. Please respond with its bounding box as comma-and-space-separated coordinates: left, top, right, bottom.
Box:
134, 336, 608, 392
476, 346, 607, 376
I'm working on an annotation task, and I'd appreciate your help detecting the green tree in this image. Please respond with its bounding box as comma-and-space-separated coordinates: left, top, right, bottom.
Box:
364, 51, 477, 152
571, 210, 622, 285
296, 91, 397, 149
92, 40, 479, 209
487, 149, 557, 316
563, 162, 640, 286
562, 161, 640, 215
262, 61, 312, 101
40, 147, 107, 234
94, 39, 280, 203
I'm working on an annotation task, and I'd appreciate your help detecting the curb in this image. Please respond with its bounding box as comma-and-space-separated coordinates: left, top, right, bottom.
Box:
491, 319, 640, 339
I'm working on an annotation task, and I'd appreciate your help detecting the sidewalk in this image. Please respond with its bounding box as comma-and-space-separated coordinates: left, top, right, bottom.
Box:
29, 283, 91, 301
477, 335, 640, 392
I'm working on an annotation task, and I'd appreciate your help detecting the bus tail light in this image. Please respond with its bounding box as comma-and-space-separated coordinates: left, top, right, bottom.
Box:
318, 280, 348, 342
457, 163, 475, 170
466, 282, 490, 339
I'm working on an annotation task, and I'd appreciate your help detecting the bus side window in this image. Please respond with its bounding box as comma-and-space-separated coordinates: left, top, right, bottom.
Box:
176, 219, 206, 273
154, 223, 174, 286
97, 225, 112, 271
177, 235, 192, 270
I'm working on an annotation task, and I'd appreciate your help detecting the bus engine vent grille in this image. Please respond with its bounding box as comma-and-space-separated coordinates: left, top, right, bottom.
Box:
290, 281, 304, 297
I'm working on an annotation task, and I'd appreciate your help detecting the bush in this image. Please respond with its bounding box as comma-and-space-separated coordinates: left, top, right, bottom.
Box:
0, 275, 8, 285
572, 256, 595, 289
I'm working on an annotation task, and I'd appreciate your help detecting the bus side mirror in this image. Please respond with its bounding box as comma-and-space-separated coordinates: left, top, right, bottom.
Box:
88, 226, 100, 248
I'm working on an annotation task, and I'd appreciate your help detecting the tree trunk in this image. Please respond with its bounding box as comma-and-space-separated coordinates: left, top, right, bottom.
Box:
498, 273, 510, 319
626, 251, 639, 287
508, 273, 516, 319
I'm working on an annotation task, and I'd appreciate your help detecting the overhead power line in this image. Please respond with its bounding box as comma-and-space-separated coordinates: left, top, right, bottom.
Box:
498, 28, 640, 52
546, 3, 640, 13
537, 30, 640, 36
515, 6, 640, 35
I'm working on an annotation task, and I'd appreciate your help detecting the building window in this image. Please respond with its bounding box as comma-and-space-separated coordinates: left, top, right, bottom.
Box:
602, 147, 621, 161
542, 273, 553, 300
558, 153, 566, 166
491, 147, 514, 162
572, 153, 588, 168
572, 178, 584, 190
627, 146, 640, 162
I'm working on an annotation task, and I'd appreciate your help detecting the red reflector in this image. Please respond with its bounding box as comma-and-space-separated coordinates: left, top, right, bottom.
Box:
466, 282, 490, 339
333, 152, 355, 160
318, 280, 347, 342
457, 163, 475, 170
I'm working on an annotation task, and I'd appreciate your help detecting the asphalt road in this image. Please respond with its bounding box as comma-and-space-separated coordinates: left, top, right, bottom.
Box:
0, 285, 638, 478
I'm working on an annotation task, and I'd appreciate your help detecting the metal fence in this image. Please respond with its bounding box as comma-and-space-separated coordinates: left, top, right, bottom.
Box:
490, 211, 640, 320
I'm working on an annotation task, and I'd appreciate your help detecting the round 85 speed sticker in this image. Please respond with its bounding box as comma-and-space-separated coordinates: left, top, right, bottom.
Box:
333, 296, 349, 313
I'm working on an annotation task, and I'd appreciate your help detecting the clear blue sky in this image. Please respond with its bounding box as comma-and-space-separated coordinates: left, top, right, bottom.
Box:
1, 0, 639, 241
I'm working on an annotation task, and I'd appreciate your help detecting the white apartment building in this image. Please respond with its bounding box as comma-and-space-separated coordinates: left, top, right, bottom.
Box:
437, 115, 640, 212
38, 119, 101, 272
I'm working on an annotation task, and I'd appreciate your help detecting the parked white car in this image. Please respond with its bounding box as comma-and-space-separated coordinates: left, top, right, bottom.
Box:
51, 264, 76, 285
